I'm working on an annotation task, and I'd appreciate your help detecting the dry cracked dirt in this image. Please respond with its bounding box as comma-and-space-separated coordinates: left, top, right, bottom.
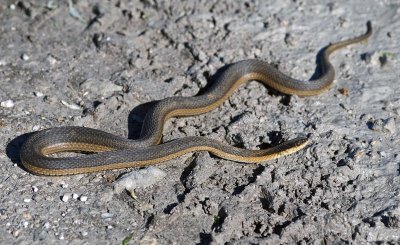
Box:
0, 0, 399, 244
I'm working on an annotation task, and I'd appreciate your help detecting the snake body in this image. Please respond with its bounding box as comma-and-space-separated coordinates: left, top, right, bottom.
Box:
20, 22, 372, 175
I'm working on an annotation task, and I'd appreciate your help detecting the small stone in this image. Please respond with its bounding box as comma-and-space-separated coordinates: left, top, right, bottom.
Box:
13, 229, 21, 237
46, 55, 58, 66
284, 33, 296, 46
101, 212, 114, 221
369, 119, 384, 132
79, 195, 88, 202
383, 118, 396, 134
81, 231, 88, 237
33, 91, 44, 97
21, 53, 30, 61
0, 60, 5, 66
61, 100, 81, 110
60, 182, 69, 188
91, 176, 102, 183
338, 88, 349, 96
1, 100, 15, 108
43, 222, 51, 229
72, 193, 79, 199
370, 117, 396, 134
59, 233, 64, 240
9, 4, 16, 10
113, 167, 167, 196
379, 55, 388, 67
22, 211, 31, 220
198, 50, 207, 61
61, 194, 70, 202
79, 79, 123, 96
252, 48, 261, 57
378, 151, 387, 158
22, 221, 29, 228
32, 125, 41, 131
32, 186, 38, 192
386, 210, 400, 228
23, 198, 32, 203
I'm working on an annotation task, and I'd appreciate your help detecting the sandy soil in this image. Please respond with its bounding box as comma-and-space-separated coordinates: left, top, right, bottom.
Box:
0, 0, 399, 244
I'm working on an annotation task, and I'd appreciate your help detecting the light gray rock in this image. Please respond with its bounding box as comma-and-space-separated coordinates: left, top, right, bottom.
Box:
114, 167, 167, 197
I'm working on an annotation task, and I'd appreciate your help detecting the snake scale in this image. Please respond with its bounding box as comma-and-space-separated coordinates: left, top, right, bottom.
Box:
20, 21, 372, 175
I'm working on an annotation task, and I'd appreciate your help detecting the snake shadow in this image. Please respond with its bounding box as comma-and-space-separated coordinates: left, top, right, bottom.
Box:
6, 132, 35, 171
128, 101, 158, 139
309, 45, 329, 80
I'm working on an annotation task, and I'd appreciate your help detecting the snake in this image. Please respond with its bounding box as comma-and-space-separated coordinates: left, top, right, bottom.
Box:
20, 21, 372, 175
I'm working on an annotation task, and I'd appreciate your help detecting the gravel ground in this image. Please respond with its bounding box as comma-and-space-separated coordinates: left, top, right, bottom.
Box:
1, 0, 399, 244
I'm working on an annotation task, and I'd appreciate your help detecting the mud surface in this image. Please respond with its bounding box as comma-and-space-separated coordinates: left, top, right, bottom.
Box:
1, 0, 399, 244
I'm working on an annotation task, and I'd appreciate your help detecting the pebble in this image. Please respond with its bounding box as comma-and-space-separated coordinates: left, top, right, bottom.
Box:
60, 182, 69, 188
383, 118, 396, 134
284, 33, 296, 46
22, 221, 29, 228
9, 4, 16, 10
33, 91, 44, 97
101, 212, 114, 221
91, 176, 102, 183
113, 167, 167, 196
79, 195, 88, 202
32, 186, 38, 192
79, 79, 123, 96
43, 222, 51, 229
72, 193, 79, 199
13, 229, 21, 237
46, 55, 58, 66
378, 151, 387, 158
22, 211, 32, 220
21, 53, 30, 61
369, 118, 396, 134
23, 198, 32, 203
1, 99, 15, 108
338, 88, 349, 96
0, 60, 5, 66
61, 194, 70, 202
61, 100, 81, 110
